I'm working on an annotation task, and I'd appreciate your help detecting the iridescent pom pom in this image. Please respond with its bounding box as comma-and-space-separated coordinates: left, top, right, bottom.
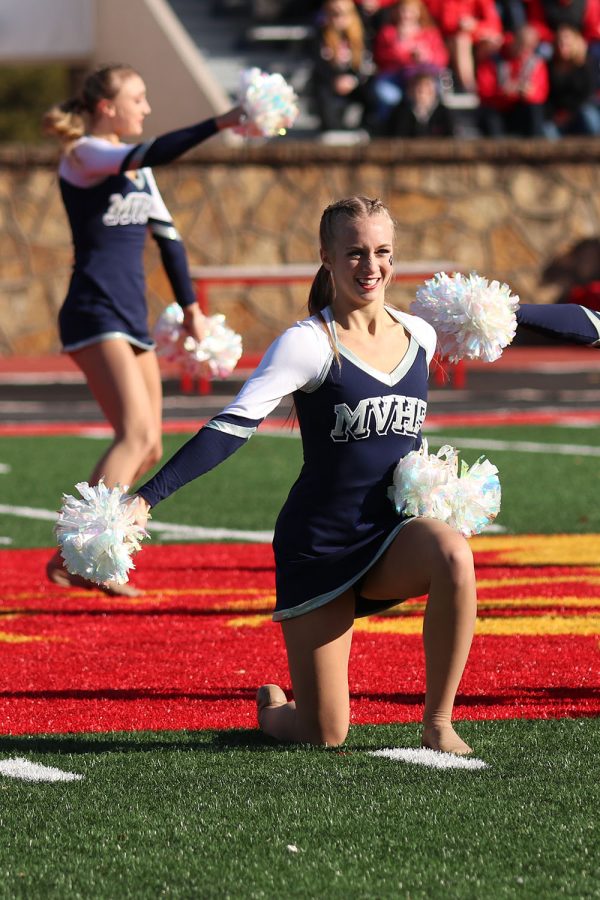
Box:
55, 481, 148, 585
154, 304, 243, 379
411, 272, 519, 363
389, 442, 457, 522
388, 440, 501, 537
236, 67, 299, 137
446, 456, 501, 538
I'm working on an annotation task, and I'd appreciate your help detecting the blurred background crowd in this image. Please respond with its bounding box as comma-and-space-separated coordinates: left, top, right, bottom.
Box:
242, 0, 600, 139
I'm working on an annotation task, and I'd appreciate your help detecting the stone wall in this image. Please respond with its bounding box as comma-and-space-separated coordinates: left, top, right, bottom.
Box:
2, 138, 600, 356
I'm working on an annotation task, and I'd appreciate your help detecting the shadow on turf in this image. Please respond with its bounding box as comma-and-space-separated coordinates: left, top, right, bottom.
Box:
0, 726, 358, 756
0, 729, 437, 760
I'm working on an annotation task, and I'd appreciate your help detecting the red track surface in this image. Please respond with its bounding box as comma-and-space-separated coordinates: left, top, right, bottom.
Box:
0, 542, 598, 734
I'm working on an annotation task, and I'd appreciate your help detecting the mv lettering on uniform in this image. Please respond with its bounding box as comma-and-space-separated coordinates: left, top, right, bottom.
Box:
103, 192, 153, 227
330, 395, 427, 442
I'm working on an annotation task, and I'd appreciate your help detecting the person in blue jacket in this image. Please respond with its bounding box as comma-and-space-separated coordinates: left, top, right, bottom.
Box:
42, 64, 243, 594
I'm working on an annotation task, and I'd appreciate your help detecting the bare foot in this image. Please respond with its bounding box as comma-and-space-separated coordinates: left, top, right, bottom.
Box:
46, 552, 143, 597
421, 722, 472, 756
256, 684, 288, 728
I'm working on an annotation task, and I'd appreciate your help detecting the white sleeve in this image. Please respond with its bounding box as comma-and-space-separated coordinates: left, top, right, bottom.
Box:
143, 168, 174, 223
59, 137, 137, 187
216, 320, 332, 424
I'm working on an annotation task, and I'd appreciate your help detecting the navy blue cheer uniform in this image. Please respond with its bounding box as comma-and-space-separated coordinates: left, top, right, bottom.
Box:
57, 119, 219, 352
138, 307, 437, 620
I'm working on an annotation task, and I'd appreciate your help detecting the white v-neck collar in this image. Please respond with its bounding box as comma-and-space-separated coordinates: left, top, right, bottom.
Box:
323, 306, 418, 387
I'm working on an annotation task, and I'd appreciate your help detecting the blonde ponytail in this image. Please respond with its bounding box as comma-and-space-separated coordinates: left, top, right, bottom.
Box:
42, 98, 86, 145
308, 264, 335, 316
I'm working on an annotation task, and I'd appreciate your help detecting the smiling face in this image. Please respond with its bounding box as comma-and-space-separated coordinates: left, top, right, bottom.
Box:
95, 73, 151, 139
321, 213, 394, 311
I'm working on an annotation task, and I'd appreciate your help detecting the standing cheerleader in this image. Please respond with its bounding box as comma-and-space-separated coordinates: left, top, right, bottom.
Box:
42, 64, 244, 594
133, 196, 478, 754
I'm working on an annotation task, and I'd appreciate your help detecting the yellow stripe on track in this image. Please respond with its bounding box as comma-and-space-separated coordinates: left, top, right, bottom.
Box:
227, 613, 600, 635
355, 615, 600, 636
471, 534, 600, 565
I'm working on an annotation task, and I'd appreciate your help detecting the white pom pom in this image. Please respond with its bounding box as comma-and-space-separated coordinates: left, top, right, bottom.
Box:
389, 440, 457, 521
446, 456, 501, 537
236, 67, 299, 137
154, 304, 243, 379
411, 272, 519, 363
388, 440, 501, 537
55, 481, 148, 585
153, 302, 184, 363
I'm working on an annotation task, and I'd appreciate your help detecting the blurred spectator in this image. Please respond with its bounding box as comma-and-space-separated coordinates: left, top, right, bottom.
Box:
311, 0, 378, 131
525, 0, 600, 44
428, 0, 504, 91
495, 0, 528, 33
251, 0, 322, 21
476, 25, 548, 134
354, 0, 404, 42
386, 69, 456, 133
371, 0, 450, 131
544, 22, 600, 134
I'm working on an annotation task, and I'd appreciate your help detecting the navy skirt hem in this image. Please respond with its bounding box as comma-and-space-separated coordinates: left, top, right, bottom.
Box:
272, 518, 412, 622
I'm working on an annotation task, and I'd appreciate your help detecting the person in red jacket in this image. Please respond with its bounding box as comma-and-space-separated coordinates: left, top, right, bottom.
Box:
371, 0, 450, 128
476, 24, 549, 134
434, 0, 504, 91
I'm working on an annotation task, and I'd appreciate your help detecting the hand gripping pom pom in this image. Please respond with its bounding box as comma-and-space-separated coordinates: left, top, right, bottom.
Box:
154, 304, 243, 379
55, 481, 149, 585
388, 440, 501, 537
411, 272, 519, 363
236, 67, 299, 137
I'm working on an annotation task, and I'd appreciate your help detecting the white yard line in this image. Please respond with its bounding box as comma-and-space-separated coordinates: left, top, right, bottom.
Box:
427, 436, 600, 456
369, 748, 489, 770
0, 503, 273, 543
267, 429, 600, 456
147, 520, 273, 543
0, 758, 83, 782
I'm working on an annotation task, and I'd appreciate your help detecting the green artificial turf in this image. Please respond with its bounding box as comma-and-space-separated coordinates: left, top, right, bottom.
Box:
0, 720, 598, 899
2, 425, 600, 547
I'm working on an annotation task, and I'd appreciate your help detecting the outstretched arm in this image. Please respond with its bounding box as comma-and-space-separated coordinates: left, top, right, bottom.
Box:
122, 106, 244, 170
136, 321, 332, 509
67, 106, 244, 185
516, 303, 600, 345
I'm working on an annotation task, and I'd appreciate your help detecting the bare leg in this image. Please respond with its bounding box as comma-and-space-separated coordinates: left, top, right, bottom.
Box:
48, 340, 163, 596
72, 340, 163, 488
361, 518, 477, 754
258, 590, 355, 746
127, 348, 163, 487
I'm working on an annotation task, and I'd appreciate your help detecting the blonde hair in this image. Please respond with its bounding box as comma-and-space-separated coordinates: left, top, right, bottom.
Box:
308, 196, 395, 317
42, 63, 139, 145
391, 0, 434, 28
322, 0, 366, 71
